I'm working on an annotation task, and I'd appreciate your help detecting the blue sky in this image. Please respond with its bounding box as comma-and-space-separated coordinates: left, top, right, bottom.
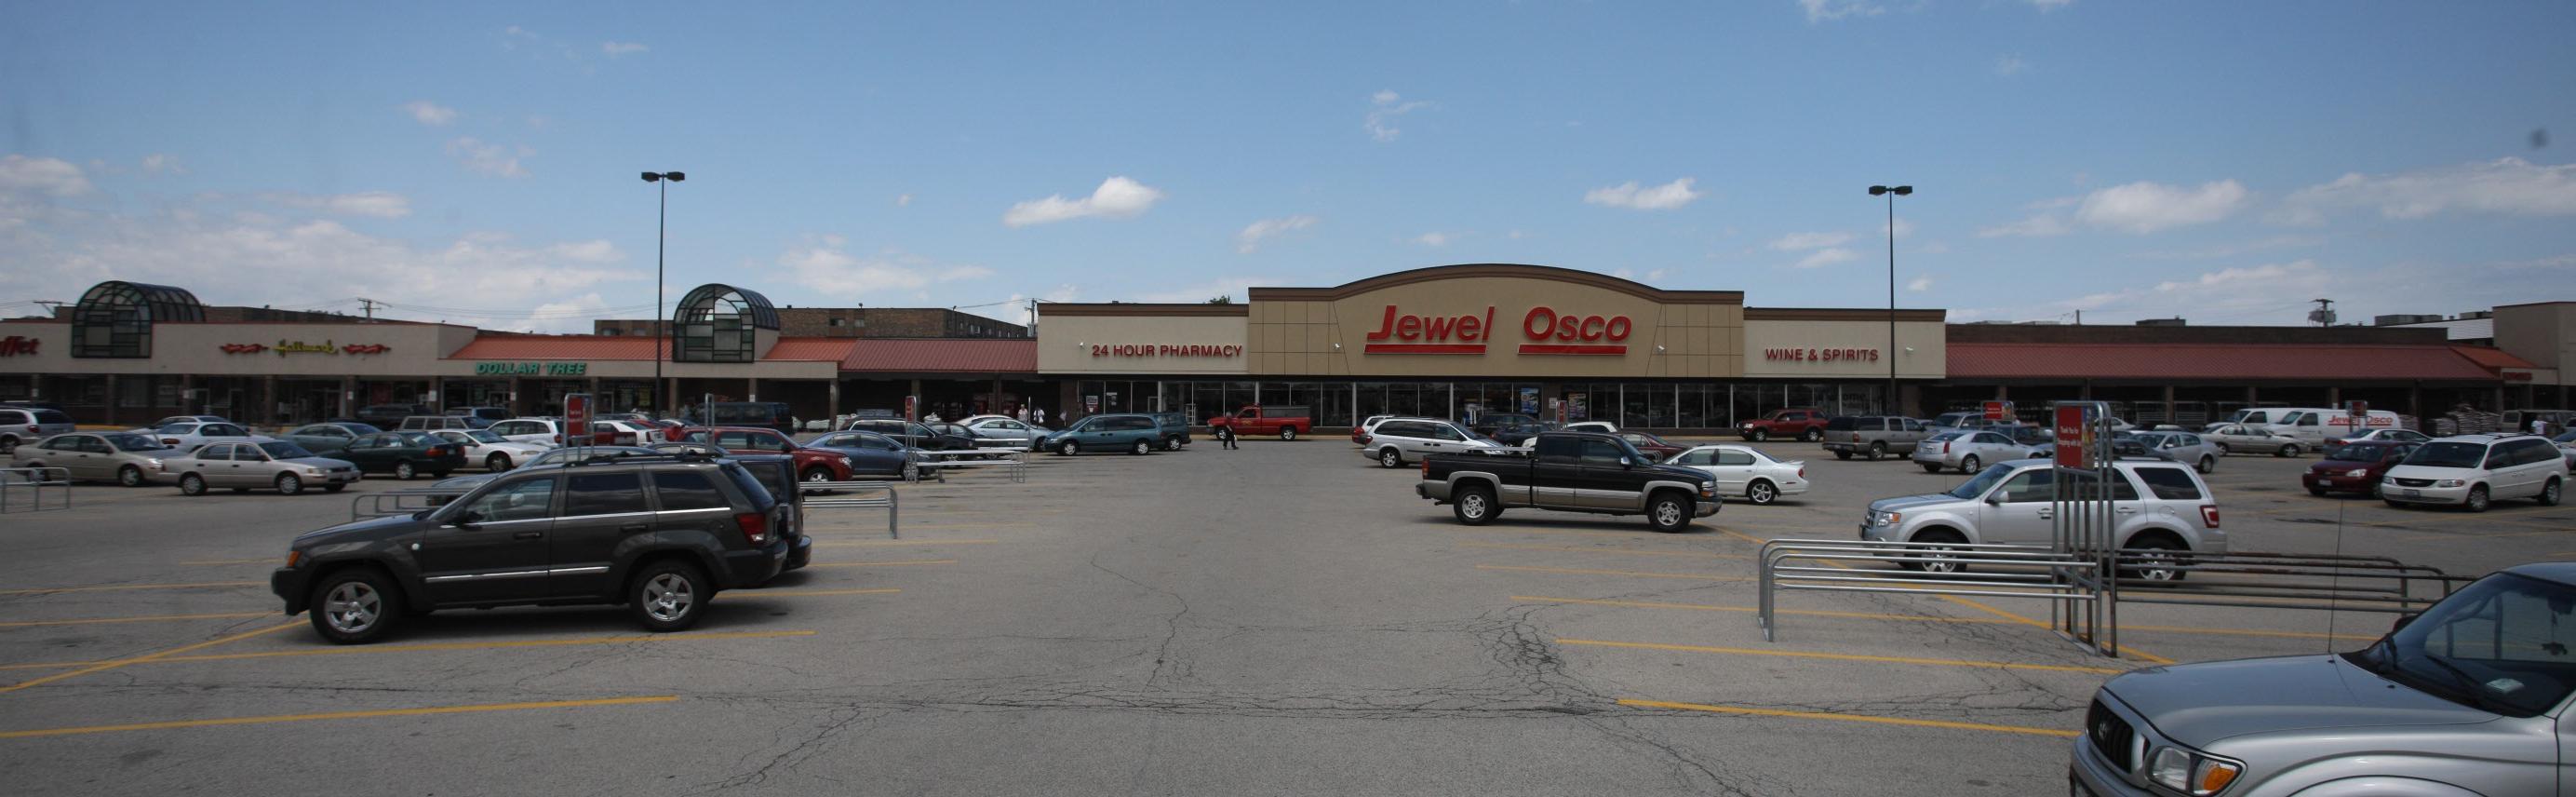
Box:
3, 1, 2571, 331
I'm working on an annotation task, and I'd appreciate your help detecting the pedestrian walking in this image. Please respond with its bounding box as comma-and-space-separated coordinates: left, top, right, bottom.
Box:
1015, 404, 1030, 423
1032, 406, 1047, 426
1216, 423, 1237, 450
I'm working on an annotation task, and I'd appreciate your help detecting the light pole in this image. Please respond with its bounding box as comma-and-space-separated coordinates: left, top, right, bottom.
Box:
642, 170, 685, 416
1869, 184, 1911, 415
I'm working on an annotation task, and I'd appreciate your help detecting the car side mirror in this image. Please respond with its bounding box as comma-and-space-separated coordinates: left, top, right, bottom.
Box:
1617, 456, 1634, 468
451, 510, 483, 529
1986, 493, 2006, 505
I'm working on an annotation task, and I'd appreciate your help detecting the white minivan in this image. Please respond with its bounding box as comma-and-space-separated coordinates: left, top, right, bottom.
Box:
2265, 408, 2406, 445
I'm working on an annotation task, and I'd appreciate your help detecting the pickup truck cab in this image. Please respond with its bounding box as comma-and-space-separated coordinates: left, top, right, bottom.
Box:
1416, 431, 1721, 533
1209, 404, 1313, 440
1821, 415, 1929, 460
1737, 408, 1830, 442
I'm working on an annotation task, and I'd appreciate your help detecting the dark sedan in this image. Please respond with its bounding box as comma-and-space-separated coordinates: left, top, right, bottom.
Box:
1617, 431, 1689, 462
333, 430, 467, 480
2306, 441, 2420, 497
799, 429, 932, 480
1491, 420, 1561, 447
282, 422, 385, 453
844, 419, 974, 452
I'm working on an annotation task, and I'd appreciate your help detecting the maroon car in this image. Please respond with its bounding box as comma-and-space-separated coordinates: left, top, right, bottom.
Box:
674, 426, 853, 483
1618, 431, 1689, 462
2305, 440, 2421, 496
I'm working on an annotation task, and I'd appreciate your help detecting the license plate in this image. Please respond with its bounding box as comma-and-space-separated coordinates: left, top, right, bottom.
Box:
2403, 489, 2421, 498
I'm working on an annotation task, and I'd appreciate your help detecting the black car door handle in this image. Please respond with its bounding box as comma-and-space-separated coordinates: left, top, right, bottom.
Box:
619, 523, 650, 534
512, 531, 544, 540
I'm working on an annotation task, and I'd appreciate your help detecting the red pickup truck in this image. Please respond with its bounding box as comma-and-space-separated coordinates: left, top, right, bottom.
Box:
1737, 408, 1831, 442
1208, 405, 1314, 440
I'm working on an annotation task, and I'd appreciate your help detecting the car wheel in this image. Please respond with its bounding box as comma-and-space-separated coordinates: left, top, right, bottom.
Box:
324, 484, 346, 493
393, 461, 415, 480
1919, 463, 1941, 474
1906, 530, 1968, 574
1162, 437, 1180, 452
309, 568, 401, 644
1281, 427, 1297, 441
1378, 448, 1402, 468
179, 472, 207, 495
1059, 440, 1080, 456
1454, 485, 1499, 526
1959, 454, 1980, 474
2277, 444, 2300, 457
2197, 456, 2216, 474
2464, 485, 2491, 513
275, 473, 303, 495
1646, 492, 1692, 534
2122, 535, 2189, 583
2542, 478, 2564, 507
2213, 443, 2230, 455
629, 560, 709, 632
801, 466, 833, 483
1748, 428, 1769, 442
1867, 441, 1886, 461
0, 436, 14, 455
117, 465, 145, 487
1799, 428, 1822, 442
487, 453, 512, 471
1747, 480, 1778, 506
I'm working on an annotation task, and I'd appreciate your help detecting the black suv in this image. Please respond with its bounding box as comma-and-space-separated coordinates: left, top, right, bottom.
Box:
271, 453, 793, 643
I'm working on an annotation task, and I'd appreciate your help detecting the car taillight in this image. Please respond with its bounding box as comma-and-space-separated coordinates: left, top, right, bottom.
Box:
2199, 506, 2220, 529
160, 438, 181, 445
1420, 459, 1430, 478
734, 511, 770, 545
553, 433, 563, 443
23, 425, 35, 433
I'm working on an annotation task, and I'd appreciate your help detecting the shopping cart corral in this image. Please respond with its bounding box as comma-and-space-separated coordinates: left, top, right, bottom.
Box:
0, 466, 72, 513
907, 449, 1028, 483
803, 480, 900, 538
352, 486, 474, 520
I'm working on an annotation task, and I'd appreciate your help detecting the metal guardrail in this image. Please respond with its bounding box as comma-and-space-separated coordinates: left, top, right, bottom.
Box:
803, 480, 900, 538
2107, 550, 2470, 615
1759, 539, 2098, 642
352, 487, 472, 520
907, 449, 1028, 483
0, 466, 72, 513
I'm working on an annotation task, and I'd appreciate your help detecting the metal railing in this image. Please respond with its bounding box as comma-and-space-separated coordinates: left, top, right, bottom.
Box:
352, 486, 473, 520
1758, 538, 2099, 642
0, 466, 72, 513
906, 449, 1028, 483
803, 480, 900, 538
2109, 550, 2470, 615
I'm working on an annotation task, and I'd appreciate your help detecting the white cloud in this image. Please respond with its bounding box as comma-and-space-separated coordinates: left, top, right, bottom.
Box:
1994, 55, 2026, 76
1612, 268, 1634, 279
1794, 248, 1858, 269
140, 154, 183, 176
1907, 276, 1934, 292
2285, 157, 2576, 221
1412, 232, 1452, 247
2026, 0, 2073, 9
1002, 176, 1163, 227
2074, 180, 2248, 233
600, 41, 649, 57
773, 239, 995, 300
1799, 0, 1885, 22
1770, 231, 1853, 250
445, 137, 530, 178
1235, 214, 1318, 253
272, 191, 413, 219
1507, 229, 1528, 239
1584, 178, 1703, 210
545, 239, 624, 263
1979, 213, 2073, 237
2125, 235, 2324, 261
400, 100, 457, 126
0, 155, 93, 196
1365, 90, 1433, 142
1645, 268, 1668, 281
894, 194, 913, 207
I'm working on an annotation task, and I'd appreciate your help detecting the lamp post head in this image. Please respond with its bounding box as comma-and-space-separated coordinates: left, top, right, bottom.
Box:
1869, 185, 1887, 196
642, 172, 661, 182
1891, 185, 1912, 196
665, 171, 685, 182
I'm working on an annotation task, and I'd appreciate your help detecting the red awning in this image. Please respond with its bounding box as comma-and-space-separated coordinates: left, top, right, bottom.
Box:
2450, 345, 2538, 371
839, 339, 1037, 373
448, 336, 852, 361
1946, 343, 2500, 382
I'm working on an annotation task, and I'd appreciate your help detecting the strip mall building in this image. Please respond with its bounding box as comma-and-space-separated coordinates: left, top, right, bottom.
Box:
3, 265, 2565, 431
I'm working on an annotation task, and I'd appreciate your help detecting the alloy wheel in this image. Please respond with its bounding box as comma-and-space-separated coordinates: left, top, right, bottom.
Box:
641, 573, 695, 623
323, 581, 382, 634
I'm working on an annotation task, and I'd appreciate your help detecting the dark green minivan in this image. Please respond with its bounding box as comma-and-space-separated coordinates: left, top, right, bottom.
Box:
1040, 414, 1164, 456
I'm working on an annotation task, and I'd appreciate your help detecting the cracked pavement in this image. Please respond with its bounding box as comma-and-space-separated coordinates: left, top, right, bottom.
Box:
0, 440, 2547, 794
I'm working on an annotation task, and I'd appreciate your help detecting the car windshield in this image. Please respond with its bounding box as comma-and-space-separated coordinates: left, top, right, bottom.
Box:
394, 431, 441, 445
1925, 432, 1966, 442
2347, 573, 2576, 718
1946, 464, 2019, 499
104, 434, 168, 452
340, 423, 382, 435
258, 441, 315, 459
2327, 443, 2393, 462
2405, 441, 2489, 468
457, 430, 506, 443
2556, 431, 2576, 444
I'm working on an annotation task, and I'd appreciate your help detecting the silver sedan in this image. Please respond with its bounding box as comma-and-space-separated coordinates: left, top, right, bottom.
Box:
161, 440, 361, 495
1667, 444, 1809, 505
1912, 430, 2034, 474
2132, 431, 2223, 473
2203, 423, 2308, 457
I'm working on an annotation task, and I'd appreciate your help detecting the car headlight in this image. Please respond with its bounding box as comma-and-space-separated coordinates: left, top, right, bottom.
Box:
1872, 511, 1899, 527
2436, 479, 2466, 488
2345, 468, 2369, 478
2147, 745, 2242, 796
306, 467, 325, 476
143, 457, 164, 469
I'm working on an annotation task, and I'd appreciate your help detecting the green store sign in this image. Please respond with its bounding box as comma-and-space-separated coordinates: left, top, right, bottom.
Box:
476, 361, 589, 376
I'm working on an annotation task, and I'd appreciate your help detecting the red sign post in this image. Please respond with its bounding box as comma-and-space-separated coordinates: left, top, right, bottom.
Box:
564, 393, 593, 446
2054, 404, 2091, 468
1984, 400, 2014, 422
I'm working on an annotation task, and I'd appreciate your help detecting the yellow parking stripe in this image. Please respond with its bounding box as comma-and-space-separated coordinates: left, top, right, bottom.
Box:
178, 559, 278, 566
0, 581, 263, 596
0, 696, 679, 739
1618, 698, 2078, 737
0, 621, 301, 695
735, 588, 901, 598
0, 612, 272, 629
1559, 638, 2127, 675
798, 560, 956, 569
0, 629, 821, 672
1475, 564, 1751, 582
1461, 543, 1746, 560
815, 540, 998, 547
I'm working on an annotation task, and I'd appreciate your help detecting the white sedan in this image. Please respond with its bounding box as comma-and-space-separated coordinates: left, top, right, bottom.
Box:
427, 429, 552, 471
133, 421, 269, 453
1666, 444, 1808, 506
961, 417, 1050, 450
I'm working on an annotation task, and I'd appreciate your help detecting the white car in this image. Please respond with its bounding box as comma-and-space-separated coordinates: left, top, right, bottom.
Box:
1563, 421, 1617, 433
134, 421, 269, 453
589, 420, 659, 445
2382, 434, 2569, 512
1667, 444, 1808, 505
485, 418, 570, 446
2202, 423, 2307, 457
427, 429, 551, 471
960, 417, 1048, 450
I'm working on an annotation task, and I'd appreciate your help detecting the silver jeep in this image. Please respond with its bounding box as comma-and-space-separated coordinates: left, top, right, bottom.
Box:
1860, 458, 2228, 580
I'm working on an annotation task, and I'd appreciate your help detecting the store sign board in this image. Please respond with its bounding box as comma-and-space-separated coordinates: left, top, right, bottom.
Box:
0, 335, 36, 357
1983, 400, 2013, 421
222, 340, 393, 357
1090, 344, 1242, 358
475, 361, 589, 376
2054, 405, 2090, 468
1362, 304, 1632, 356
1763, 347, 1879, 362
564, 393, 593, 446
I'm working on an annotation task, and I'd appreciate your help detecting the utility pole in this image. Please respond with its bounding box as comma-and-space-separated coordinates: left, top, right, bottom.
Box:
357, 298, 381, 320
2073, 309, 2081, 325
2307, 299, 2337, 327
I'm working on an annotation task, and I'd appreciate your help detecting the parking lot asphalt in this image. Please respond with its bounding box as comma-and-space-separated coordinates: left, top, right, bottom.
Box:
3, 439, 2570, 794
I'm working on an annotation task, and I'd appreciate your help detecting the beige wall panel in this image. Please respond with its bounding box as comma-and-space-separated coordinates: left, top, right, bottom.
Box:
1742, 319, 1946, 379
1035, 315, 1250, 374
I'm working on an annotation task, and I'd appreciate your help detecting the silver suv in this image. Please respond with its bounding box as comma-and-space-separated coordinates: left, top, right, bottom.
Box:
1861, 459, 2227, 580
2073, 562, 2576, 797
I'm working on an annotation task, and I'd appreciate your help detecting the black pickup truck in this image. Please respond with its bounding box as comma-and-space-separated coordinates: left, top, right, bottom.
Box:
1415, 431, 1721, 533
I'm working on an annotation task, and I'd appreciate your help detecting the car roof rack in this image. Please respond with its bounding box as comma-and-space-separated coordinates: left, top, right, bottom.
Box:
564, 451, 722, 467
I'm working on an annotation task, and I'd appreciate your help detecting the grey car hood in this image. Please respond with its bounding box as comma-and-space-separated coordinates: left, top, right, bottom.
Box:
293, 513, 421, 543
2105, 655, 2496, 746
1868, 493, 1965, 513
